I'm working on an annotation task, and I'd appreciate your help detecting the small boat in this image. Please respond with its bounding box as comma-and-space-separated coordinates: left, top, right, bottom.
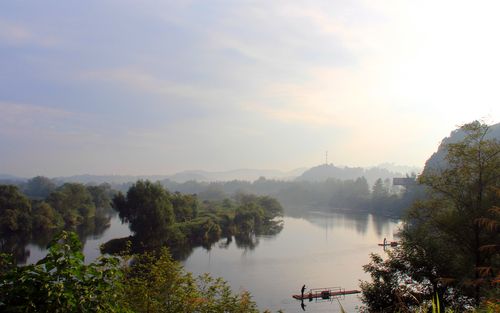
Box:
378, 241, 398, 247
378, 238, 398, 247
292, 287, 360, 300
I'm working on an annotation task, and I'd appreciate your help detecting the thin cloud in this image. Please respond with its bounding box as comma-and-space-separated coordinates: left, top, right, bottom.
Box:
80, 67, 230, 104
0, 101, 72, 121
0, 19, 59, 47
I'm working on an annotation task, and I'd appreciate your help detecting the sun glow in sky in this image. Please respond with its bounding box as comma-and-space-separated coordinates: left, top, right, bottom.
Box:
1, 0, 499, 177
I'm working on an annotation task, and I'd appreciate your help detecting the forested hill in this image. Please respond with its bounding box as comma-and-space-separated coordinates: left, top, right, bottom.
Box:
424, 121, 500, 171
296, 164, 420, 187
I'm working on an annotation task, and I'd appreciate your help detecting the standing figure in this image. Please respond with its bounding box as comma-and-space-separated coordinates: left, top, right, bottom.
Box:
301, 284, 306, 299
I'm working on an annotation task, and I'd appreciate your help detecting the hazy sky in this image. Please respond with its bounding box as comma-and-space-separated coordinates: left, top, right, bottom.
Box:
1, 0, 499, 177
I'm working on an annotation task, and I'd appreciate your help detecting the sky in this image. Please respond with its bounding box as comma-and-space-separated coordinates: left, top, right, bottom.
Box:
1, 0, 499, 177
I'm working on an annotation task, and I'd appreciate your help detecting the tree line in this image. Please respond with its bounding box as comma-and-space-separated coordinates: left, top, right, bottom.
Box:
155, 174, 423, 217
0, 181, 116, 262
2, 170, 422, 221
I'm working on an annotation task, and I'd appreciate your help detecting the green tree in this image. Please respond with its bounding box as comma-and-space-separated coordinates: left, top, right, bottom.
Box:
121, 249, 198, 313
121, 249, 259, 313
360, 121, 500, 311
0, 185, 32, 235
87, 183, 115, 210
0, 231, 127, 313
23, 176, 56, 199
256, 196, 283, 221
415, 121, 500, 302
31, 201, 63, 231
113, 180, 175, 248
48, 183, 96, 225
171, 192, 198, 222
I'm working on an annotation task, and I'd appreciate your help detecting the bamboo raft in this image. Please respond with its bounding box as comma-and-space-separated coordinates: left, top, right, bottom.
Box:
378, 241, 398, 247
292, 287, 361, 300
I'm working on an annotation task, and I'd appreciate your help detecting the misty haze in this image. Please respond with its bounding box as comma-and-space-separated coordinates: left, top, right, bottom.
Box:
1, 1, 499, 313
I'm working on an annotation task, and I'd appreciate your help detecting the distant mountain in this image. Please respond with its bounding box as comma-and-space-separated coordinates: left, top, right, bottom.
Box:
168, 171, 208, 183
53, 174, 170, 185
296, 164, 415, 186
424, 122, 500, 171
0, 174, 27, 184
167, 168, 306, 183
45, 168, 307, 185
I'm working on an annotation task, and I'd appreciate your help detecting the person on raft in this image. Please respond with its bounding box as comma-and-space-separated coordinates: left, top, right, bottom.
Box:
301, 284, 306, 298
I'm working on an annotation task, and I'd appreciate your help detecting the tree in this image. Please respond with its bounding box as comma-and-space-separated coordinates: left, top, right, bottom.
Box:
31, 201, 63, 231
120, 248, 260, 313
415, 121, 500, 302
360, 121, 500, 311
47, 183, 96, 225
113, 180, 175, 248
87, 183, 115, 210
23, 176, 56, 199
170, 192, 198, 222
0, 185, 32, 235
0, 186, 33, 263
371, 178, 389, 213
0, 231, 127, 313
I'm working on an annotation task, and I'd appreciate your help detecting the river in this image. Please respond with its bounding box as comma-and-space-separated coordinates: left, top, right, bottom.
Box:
22, 209, 401, 312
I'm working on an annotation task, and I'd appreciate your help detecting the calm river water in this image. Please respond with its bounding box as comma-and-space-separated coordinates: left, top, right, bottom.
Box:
23, 210, 400, 312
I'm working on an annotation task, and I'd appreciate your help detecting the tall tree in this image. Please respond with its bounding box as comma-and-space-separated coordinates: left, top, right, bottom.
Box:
361, 121, 500, 310
23, 176, 56, 199
0, 185, 32, 235
113, 181, 175, 248
414, 121, 500, 302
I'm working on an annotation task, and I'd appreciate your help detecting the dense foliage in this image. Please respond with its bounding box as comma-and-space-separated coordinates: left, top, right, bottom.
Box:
0, 231, 264, 313
113, 181, 175, 248
0, 182, 114, 263
121, 249, 260, 313
105, 181, 284, 257
0, 231, 125, 312
360, 121, 500, 312
0, 185, 33, 236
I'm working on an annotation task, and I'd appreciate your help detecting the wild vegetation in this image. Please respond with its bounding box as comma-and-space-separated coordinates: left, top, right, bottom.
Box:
360, 121, 500, 312
0, 231, 265, 313
0, 181, 115, 263
102, 180, 284, 258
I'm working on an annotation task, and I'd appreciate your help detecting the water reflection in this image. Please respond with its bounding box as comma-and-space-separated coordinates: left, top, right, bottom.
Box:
2, 207, 401, 312
306, 211, 371, 236
102, 218, 284, 261
183, 210, 401, 313
2, 212, 115, 265
295, 210, 400, 241
0, 233, 31, 263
